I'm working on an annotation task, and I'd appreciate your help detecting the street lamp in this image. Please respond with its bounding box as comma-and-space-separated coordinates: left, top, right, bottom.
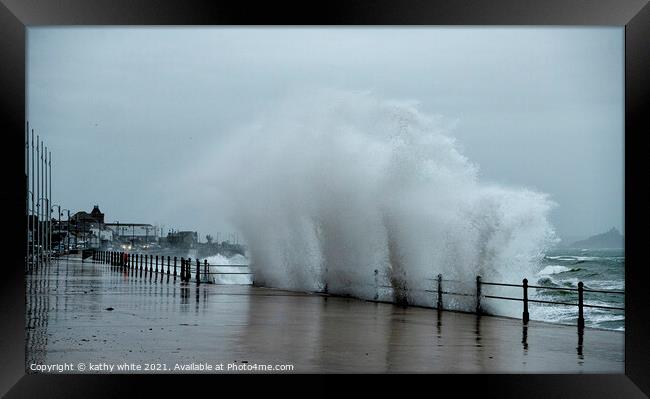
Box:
51, 204, 68, 255
27, 191, 34, 264
35, 197, 49, 262
63, 209, 71, 253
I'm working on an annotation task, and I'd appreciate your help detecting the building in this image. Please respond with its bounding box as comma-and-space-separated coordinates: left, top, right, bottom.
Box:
69, 205, 105, 233
104, 223, 158, 244
165, 231, 198, 249
64, 205, 106, 248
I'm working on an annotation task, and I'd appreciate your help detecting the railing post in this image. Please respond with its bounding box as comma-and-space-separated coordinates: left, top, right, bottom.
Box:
437, 274, 443, 310
523, 278, 529, 324
578, 281, 585, 330
167, 256, 171, 275
173, 256, 177, 277
196, 258, 200, 285
187, 258, 192, 282
204, 260, 208, 283
373, 269, 379, 300
476, 275, 482, 315
150, 254, 153, 273
155, 255, 159, 273
180, 257, 185, 281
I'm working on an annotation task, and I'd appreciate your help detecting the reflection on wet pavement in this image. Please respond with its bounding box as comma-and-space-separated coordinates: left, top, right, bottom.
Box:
25, 256, 623, 373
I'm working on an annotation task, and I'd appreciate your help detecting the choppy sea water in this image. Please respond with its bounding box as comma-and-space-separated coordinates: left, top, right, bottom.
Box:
531, 248, 624, 331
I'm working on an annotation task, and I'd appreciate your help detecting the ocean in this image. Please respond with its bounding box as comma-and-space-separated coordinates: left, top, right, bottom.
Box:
531, 248, 625, 331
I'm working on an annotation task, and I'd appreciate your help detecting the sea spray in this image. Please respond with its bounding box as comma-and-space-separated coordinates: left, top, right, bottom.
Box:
185, 90, 558, 317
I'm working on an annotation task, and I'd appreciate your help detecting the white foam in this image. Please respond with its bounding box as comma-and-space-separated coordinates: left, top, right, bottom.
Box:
179, 89, 558, 317
205, 253, 249, 266
545, 256, 578, 261
538, 265, 571, 275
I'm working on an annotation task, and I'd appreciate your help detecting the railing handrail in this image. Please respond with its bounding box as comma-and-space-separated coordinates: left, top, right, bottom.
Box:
471, 280, 624, 296
95, 250, 625, 330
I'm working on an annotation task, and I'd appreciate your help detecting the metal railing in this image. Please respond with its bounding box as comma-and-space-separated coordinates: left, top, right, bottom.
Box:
374, 272, 623, 331
92, 250, 623, 331
90, 250, 252, 286
418, 274, 623, 331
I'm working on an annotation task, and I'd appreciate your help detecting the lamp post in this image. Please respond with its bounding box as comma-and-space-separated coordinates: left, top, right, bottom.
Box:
48, 149, 52, 261
25, 122, 29, 268
27, 190, 34, 264
44, 147, 48, 260
43, 145, 50, 261
65, 209, 71, 254
35, 197, 48, 263
52, 204, 67, 255
30, 128, 35, 265
36, 136, 40, 263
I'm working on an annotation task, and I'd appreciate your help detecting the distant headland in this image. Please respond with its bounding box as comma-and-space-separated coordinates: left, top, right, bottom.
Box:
567, 227, 624, 249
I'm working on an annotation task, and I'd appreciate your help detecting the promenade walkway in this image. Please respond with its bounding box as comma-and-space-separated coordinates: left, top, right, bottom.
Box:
25, 256, 623, 373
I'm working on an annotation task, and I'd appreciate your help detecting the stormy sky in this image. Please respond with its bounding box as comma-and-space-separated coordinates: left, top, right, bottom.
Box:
27, 27, 624, 243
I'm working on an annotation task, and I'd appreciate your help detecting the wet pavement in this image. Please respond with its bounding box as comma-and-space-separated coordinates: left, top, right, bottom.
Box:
25, 256, 624, 373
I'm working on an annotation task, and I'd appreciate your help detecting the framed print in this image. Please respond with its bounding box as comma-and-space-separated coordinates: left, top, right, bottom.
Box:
0, 0, 647, 397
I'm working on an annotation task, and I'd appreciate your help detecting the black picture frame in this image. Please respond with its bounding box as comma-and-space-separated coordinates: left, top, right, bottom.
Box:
0, 0, 647, 397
